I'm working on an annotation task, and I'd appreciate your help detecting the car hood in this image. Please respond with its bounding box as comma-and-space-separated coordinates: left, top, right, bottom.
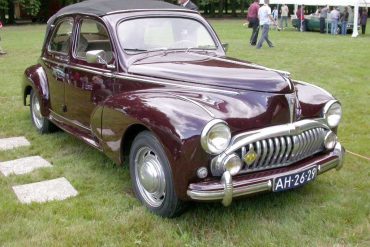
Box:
128, 52, 294, 94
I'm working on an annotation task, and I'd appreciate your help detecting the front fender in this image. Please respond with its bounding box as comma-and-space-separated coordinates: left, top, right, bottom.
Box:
23, 64, 50, 116
100, 91, 215, 199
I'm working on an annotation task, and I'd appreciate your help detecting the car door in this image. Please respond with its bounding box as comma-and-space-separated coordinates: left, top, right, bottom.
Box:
43, 17, 74, 116
64, 17, 116, 131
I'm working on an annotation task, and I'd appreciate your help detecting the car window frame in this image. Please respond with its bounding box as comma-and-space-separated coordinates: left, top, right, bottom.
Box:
116, 15, 221, 55
72, 16, 116, 69
47, 17, 75, 57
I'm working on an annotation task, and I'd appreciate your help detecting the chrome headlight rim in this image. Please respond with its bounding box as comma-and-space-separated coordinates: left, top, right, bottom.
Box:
201, 119, 231, 155
323, 100, 342, 128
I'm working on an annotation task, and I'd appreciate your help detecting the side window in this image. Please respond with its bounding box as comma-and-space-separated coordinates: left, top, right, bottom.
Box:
49, 19, 74, 54
76, 19, 113, 62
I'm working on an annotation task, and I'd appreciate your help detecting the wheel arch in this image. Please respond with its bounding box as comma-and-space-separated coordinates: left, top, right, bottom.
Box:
120, 123, 149, 163
23, 64, 51, 116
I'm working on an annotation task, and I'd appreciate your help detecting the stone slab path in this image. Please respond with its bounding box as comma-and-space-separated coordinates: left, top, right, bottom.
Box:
12, 177, 78, 204
0, 156, 52, 177
0, 137, 31, 151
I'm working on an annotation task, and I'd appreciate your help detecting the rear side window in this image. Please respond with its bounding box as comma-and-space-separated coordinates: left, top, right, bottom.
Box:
76, 19, 113, 62
49, 18, 74, 54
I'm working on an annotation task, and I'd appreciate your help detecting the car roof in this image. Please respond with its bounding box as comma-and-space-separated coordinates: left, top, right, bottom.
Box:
51, 0, 189, 20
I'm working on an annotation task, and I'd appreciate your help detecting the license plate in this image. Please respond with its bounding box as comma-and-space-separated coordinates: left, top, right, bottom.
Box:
273, 166, 318, 192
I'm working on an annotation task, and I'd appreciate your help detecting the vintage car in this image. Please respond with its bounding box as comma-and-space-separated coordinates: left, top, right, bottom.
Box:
292, 16, 356, 34
23, 0, 345, 217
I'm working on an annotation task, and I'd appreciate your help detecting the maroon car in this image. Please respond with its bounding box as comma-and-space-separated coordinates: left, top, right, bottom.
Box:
22, 0, 345, 217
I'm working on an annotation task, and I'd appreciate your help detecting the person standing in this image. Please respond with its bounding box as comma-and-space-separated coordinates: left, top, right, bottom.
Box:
341, 7, 349, 35
360, 8, 368, 35
330, 7, 340, 35
320, 5, 329, 33
0, 21, 6, 55
296, 5, 305, 32
272, 6, 278, 30
247, 0, 260, 46
280, 4, 289, 29
256, 0, 278, 49
178, 0, 198, 11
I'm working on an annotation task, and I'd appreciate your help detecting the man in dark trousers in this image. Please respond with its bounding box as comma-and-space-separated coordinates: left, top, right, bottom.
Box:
247, 0, 260, 46
178, 0, 198, 11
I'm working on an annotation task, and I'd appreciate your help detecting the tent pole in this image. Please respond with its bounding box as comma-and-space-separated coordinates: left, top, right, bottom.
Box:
352, 2, 359, 37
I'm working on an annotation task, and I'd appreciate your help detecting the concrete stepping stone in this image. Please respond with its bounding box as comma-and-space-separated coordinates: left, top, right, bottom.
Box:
12, 177, 78, 204
0, 156, 52, 177
0, 137, 30, 151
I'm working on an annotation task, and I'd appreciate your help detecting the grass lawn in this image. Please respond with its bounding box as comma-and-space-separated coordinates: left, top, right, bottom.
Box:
0, 20, 369, 246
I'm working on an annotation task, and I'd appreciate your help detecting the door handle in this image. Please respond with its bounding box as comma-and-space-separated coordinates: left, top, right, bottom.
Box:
52, 67, 66, 80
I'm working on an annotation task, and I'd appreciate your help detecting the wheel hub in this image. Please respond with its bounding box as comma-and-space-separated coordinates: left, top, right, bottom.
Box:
135, 147, 166, 207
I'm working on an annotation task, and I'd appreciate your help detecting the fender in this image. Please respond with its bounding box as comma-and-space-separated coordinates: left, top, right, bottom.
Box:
23, 63, 50, 116
293, 80, 335, 119
100, 90, 215, 199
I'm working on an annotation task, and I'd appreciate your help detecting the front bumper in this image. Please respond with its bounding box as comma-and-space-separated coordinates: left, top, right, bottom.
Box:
187, 143, 345, 206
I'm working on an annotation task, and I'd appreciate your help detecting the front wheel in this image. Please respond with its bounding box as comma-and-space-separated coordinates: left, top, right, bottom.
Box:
30, 89, 55, 133
129, 131, 184, 217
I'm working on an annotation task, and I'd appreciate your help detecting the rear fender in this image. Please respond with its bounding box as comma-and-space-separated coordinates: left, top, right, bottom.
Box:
23, 64, 50, 116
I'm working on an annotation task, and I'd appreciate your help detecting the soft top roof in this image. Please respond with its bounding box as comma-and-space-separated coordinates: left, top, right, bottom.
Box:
51, 0, 186, 20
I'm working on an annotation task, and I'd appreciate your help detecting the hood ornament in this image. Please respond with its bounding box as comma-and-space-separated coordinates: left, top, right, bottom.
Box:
285, 93, 301, 123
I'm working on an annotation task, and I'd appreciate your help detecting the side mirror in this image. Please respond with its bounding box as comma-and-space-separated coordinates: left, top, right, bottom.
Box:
222, 43, 229, 52
86, 50, 115, 69
86, 50, 107, 64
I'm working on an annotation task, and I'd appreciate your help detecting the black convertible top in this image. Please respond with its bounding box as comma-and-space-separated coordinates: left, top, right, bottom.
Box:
52, 0, 185, 19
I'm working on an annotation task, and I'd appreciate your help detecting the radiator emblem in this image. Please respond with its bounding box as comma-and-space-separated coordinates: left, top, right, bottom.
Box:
244, 146, 257, 166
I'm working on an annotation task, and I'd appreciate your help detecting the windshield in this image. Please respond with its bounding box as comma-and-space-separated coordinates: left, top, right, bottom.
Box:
118, 18, 217, 53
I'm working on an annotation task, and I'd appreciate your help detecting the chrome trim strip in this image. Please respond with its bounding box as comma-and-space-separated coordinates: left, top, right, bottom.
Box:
42, 57, 112, 76
189, 53, 291, 78
115, 74, 239, 95
176, 95, 215, 118
49, 110, 91, 132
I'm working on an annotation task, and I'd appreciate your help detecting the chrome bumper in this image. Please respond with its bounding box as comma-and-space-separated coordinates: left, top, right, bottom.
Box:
187, 143, 345, 206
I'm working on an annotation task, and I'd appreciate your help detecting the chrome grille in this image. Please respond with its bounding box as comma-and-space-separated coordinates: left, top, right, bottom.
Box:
239, 127, 326, 173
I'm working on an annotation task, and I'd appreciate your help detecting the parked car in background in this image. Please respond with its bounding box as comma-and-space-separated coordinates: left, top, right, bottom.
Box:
22, 0, 345, 217
292, 16, 356, 34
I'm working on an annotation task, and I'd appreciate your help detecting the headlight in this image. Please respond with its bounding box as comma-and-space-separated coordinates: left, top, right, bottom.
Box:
201, 119, 231, 155
323, 100, 342, 128
324, 131, 337, 150
224, 153, 243, 175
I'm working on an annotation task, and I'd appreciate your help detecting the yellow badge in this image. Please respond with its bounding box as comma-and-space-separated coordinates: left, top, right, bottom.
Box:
244, 148, 257, 166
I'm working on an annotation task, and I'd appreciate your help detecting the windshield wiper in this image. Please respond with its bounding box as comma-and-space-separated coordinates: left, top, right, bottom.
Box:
124, 48, 148, 52
185, 46, 217, 53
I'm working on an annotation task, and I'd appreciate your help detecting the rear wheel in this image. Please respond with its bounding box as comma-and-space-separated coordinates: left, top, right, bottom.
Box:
129, 131, 184, 217
30, 89, 55, 133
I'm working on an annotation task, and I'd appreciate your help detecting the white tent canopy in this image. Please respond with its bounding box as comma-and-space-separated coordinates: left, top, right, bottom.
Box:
259, 0, 369, 37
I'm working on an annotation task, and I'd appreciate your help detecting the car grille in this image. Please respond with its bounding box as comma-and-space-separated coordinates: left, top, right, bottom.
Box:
238, 127, 327, 173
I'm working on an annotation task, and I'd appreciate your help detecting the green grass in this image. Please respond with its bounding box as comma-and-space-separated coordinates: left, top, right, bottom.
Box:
0, 21, 369, 246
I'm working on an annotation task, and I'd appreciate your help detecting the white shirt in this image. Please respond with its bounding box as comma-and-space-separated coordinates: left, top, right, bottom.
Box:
258, 4, 272, 26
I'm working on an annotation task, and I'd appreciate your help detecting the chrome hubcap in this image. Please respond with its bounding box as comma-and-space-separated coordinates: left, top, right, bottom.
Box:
31, 93, 43, 129
134, 147, 166, 207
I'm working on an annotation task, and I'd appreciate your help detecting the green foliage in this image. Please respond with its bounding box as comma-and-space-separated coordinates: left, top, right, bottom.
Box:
20, 0, 41, 16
